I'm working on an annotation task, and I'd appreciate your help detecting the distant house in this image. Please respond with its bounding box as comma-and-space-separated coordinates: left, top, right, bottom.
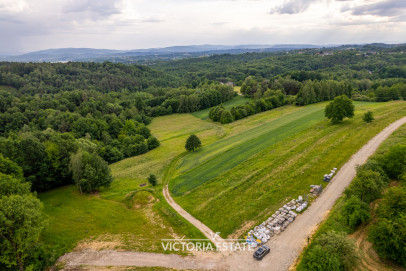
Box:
220, 81, 235, 86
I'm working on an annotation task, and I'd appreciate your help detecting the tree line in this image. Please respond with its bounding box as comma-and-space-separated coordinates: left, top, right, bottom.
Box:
240, 75, 405, 104
209, 89, 286, 124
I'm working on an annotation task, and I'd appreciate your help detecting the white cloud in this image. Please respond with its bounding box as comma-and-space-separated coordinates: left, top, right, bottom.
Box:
271, 0, 320, 14
0, 0, 405, 54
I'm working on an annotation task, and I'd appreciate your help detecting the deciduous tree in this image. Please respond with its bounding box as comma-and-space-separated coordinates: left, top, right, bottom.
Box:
0, 174, 44, 271
69, 150, 113, 193
185, 134, 201, 152
325, 95, 354, 124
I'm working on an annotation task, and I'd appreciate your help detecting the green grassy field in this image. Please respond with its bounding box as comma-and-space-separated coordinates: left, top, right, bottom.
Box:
40, 186, 170, 253
171, 105, 325, 195
191, 95, 252, 120
172, 101, 406, 237
234, 86, 241, 94
39, 114, 221, 258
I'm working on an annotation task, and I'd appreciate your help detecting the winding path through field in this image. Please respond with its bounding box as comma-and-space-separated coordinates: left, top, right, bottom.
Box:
163, 185, 227, 246
60, 116, 406, 270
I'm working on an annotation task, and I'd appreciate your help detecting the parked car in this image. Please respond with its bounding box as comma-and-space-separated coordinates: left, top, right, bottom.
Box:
253, 245, 270, 260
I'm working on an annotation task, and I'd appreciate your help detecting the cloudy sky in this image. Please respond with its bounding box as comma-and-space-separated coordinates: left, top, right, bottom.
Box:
0, 0, 405, 54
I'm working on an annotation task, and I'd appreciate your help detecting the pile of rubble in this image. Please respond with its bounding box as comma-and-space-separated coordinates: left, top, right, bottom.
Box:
323, 167, 337, 182
245, 197, 307, 248
246, 167, 338, 248
309, 184, 323, 196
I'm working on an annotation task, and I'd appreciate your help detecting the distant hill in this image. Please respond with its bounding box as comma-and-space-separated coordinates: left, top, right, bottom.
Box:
2, 43, 404, 63
0, 44, 323, 63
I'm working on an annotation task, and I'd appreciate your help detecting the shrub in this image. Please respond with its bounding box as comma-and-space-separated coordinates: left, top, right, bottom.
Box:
237, 108, 248, 119
359, 159, 385, 175
342, 195, 371, 228
363, 111, 374, 123
147, 174, 157, 186
129, 142, 149, 156
376, 186, 406, 219
300, 231, 358, 271
369, 214, 406, 266
301, 244, 341, 271
209, 105, 224, 122
147, 136, 160, 150
345, 168, 387, 203
245, 103, 256, 115
381, 144, 406, 179
375, 86, 400, 102
220, 110, 233, 124
255, 99, 267, 112
368, 186, 406, 267
136, 125, 151, 139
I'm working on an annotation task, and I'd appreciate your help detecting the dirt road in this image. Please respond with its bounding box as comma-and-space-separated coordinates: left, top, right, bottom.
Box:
59, 250, 225, 270
60, 117, 406, 270
163, 185, 227, 246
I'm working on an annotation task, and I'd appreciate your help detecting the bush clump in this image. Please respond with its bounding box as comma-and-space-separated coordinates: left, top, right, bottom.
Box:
299, 231, 358, 271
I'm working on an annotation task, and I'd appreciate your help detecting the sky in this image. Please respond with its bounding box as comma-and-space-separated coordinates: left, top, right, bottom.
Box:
0, 0, 405, 55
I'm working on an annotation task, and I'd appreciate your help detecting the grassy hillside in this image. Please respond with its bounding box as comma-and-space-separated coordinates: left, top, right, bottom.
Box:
39, 114, 221, 258
172, 101, 406, 237
171, 105, 325, 195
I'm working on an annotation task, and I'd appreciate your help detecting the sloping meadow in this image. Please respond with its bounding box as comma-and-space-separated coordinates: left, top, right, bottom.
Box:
172, 101, 406, 237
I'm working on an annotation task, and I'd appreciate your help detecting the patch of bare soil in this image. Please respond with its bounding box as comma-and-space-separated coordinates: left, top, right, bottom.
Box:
133, 194, 156, 209
59, 250, 224, 270
143, 206, 183, 243
62, 267, 180, 271
75, 235, 124, 251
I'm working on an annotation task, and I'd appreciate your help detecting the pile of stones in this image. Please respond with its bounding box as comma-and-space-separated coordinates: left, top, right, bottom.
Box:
246, 197, 307, 248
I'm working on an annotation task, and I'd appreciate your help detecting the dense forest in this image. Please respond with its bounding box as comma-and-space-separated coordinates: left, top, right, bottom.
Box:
0, 62, 235, 192
152, 44, 406, 85
156, 45, 406, 123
